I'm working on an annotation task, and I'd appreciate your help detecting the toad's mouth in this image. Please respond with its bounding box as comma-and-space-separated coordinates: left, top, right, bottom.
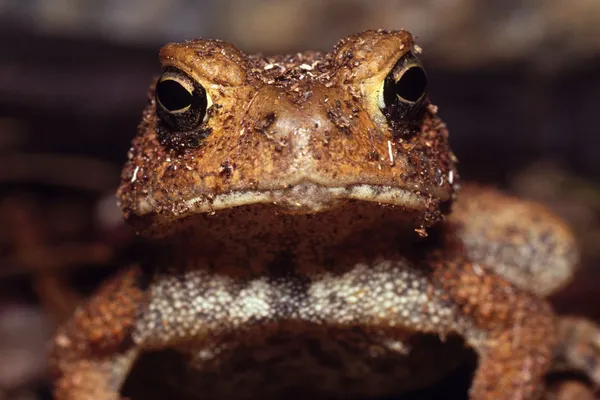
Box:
123, 177, 457, 238
182, 182, 434, 214
132, 180, 450, 232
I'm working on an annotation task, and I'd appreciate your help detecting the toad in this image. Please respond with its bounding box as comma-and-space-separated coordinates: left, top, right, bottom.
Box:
49, 29, 600, 399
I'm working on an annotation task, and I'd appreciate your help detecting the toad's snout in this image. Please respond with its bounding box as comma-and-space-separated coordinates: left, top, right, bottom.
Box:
242, 85, 334, 147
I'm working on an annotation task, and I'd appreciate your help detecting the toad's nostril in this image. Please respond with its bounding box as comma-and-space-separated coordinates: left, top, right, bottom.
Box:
253, 112, 277, 133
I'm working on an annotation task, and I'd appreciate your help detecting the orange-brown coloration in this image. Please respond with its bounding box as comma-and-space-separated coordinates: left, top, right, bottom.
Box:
49, 268, 144, 399
117, 30, 456, 236
50, 268, 144, 360
446, 185, 578, 296
431, 255, 557, 399
49, 29, 600, 400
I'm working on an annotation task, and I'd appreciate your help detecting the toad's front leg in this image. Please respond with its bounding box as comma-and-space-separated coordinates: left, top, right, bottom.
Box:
49, 267, 145, 400
304, 257, 555, 400
429, 254, 556, 400
445, 185, 600, 392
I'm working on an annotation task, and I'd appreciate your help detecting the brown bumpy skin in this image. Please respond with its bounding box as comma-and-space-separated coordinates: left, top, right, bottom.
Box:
431, 254, 557, 399
445, 186, 600, 398
446, 185, 579, 297
49, 29, 600, 400
49, 268, 144, 400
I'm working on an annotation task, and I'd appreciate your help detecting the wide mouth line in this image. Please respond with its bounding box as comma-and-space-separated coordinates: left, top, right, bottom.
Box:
176, 183, 433, 216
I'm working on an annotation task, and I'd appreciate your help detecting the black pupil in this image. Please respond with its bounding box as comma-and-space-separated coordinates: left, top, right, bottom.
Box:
395, 66, 427, 102
157, 80, 192, 111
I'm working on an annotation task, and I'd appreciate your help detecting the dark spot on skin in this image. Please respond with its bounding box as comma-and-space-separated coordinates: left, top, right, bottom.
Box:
367, 151, 380, 161
345, 100, 360, 115
219, 160, 234, 179
187, 128, 212, 148
254, 112, 277, 133
327, 292, 343, 306
205, 103, 221, 121
194, 49, 216, 58
326, 101, 352, 136
338, 49, 354, 67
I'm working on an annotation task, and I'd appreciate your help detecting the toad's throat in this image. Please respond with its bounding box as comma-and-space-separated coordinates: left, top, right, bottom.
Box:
155, 199, 437, 275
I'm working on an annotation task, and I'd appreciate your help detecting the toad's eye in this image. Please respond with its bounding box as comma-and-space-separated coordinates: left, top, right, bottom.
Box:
392, 65, 427, 103
381, 52, 428, 123
155, 69, 209, 132
157, 79, 193, 112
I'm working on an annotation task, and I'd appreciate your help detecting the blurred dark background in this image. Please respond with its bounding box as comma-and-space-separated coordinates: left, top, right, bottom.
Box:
1, 1, 600, 399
